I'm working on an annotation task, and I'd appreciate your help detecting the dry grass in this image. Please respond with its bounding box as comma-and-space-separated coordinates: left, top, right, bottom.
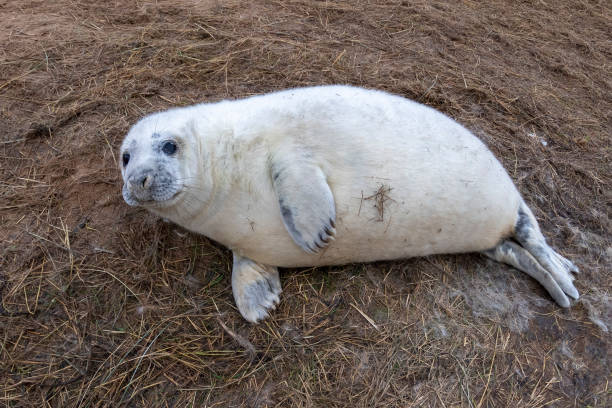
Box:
1, 0, 610, 406
360, 184, 394, 222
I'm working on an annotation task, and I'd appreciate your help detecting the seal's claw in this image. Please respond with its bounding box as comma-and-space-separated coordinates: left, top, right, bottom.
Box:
310, 224, 335, 253
554, 252, 580, 275
231, 253, 282, 323
302, 223, 336, 253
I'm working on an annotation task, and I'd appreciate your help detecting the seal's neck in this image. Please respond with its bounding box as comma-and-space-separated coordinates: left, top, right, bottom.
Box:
157, 105, 237, 230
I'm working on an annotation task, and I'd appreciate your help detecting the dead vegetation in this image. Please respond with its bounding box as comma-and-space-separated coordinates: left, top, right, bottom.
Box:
360, 184, 394, 222
0, 0, 610, 406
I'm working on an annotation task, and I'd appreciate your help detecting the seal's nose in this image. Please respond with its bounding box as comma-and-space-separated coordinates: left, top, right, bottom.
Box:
129, 171, 154, 190
127, 170, 155, 201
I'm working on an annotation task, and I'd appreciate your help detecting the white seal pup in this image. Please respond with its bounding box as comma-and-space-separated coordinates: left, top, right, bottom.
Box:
120, 85, 579, 323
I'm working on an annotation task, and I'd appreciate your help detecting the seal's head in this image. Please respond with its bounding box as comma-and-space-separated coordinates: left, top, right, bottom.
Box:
120, 111, 196, 209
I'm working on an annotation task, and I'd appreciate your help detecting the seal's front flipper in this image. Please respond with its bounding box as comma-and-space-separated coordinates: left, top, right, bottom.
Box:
271, 153, 336, 253
232, 253, 282, 323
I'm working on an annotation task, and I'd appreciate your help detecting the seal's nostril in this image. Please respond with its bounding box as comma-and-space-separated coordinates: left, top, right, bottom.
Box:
143, 174, 153, 189
128, 171, 154, 192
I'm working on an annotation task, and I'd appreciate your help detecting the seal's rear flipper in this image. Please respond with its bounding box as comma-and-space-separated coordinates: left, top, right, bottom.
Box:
271, 151, 336, 253
482, 201, 579, 307
232, 253, 282, 323
483, 241, 571, 307
514, 202, 579, 299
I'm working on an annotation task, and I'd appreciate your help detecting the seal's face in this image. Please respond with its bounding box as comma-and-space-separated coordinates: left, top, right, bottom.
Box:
120, 117, 187, 209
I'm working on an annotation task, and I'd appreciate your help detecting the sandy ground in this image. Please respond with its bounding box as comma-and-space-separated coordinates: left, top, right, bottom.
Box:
0, 0, 610, 406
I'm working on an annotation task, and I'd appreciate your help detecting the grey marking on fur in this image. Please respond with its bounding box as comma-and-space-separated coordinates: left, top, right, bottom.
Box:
515, 207, 530, 243
243, 279, 276, 310
279, 199, 303, 243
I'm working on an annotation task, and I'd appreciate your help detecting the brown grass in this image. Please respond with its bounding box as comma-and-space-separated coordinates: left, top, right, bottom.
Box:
1, 0, 610, 406
360, 184, 394, 222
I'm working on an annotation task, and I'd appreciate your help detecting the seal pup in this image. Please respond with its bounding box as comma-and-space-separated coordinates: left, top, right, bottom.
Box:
120, 85, 579, 323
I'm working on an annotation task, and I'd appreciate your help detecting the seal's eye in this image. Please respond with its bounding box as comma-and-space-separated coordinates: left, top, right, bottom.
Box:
122, 153, 130, 167
162, 141, 177, 155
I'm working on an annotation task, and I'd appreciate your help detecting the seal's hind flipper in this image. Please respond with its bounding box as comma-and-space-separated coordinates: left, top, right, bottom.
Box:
483, 240, 571, 307
482, 201, 579, 307
232, 253, 282, 323
513, 202, 579, 301
271, 151, 336, 253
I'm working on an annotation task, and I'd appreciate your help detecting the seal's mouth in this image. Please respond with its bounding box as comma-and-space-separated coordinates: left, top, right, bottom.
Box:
122, 183, 183, 208
140, 193, 182, 208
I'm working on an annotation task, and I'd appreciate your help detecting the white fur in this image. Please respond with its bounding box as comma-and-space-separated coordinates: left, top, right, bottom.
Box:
120, 85, 584, 322
121, 85, 521, 267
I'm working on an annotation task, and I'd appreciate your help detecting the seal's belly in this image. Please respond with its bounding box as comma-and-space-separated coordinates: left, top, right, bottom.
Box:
226, 156, 520, 268
180, 86, 522, 267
